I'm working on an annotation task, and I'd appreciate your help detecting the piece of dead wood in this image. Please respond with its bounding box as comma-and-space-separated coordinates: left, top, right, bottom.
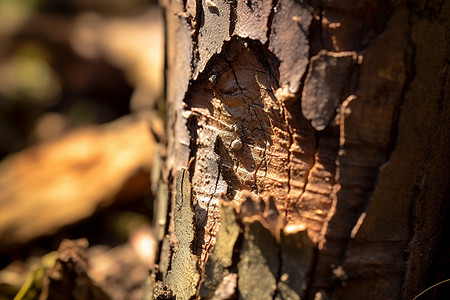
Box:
0, 114, 159, 249
5, 227, 155, 300
39, 239, 110, 300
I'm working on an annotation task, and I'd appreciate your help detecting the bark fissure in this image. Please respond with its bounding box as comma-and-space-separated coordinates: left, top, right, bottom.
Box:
273, 244, 283, 300
228, 0, 237, 38
265, 0, 280, 43
189, 0, 203, 71
293, 130, 318, 206
202, 156, 222, 258
385, 10, 416, 168
280, 104, 293, 217
317, 1, 325, 51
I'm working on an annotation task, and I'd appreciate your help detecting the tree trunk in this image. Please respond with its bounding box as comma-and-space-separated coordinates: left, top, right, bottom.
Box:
153, 0, 450, 299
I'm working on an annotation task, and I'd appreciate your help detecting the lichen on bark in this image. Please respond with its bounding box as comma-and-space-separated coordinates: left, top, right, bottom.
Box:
166, 169, 199, 300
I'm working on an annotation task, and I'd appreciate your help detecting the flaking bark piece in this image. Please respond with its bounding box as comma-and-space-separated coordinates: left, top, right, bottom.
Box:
302, 50, 357, 131
237, 220, 278, 300
235, 193, 314, 300
199, 195, 240, 299
166, 169, 200, 300
194, 0, 231, 79
237, 191, 283, 239
269, 0, 312, 93
277, 225, 314, 300
234, 0, 273, 43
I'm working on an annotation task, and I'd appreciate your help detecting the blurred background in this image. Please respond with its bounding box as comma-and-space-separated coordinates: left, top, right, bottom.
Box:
0, 0, 164, 298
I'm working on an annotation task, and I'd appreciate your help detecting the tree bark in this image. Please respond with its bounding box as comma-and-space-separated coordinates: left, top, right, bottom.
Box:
154, 0, 450, 299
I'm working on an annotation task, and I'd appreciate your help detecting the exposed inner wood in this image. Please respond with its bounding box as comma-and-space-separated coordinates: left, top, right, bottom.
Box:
186, 39, 329, 256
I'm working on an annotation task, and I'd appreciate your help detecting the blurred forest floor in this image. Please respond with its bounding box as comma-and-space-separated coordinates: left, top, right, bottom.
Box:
0, 0, 164, 299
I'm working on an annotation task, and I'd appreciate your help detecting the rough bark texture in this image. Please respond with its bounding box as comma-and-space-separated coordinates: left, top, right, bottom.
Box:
155, 0, 449, 299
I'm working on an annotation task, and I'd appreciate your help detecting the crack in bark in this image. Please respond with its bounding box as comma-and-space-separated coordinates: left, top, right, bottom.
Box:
294, 130, 318, 207
279, 102, 293, 218
250, 106, 269, 189
318, 1, 325, 50
228, 0, 237, 37
265, 0, 280, 43
273, 244, 283, 300
190, 0, 203, 70
226, 60, 250, 105
204, 149, 223, 256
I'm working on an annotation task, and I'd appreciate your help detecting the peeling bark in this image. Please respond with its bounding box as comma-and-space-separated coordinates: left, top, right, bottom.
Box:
155, 0, 450, 299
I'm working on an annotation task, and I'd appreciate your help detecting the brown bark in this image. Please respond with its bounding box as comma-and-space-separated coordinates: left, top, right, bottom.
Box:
154, 0, 450, 299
